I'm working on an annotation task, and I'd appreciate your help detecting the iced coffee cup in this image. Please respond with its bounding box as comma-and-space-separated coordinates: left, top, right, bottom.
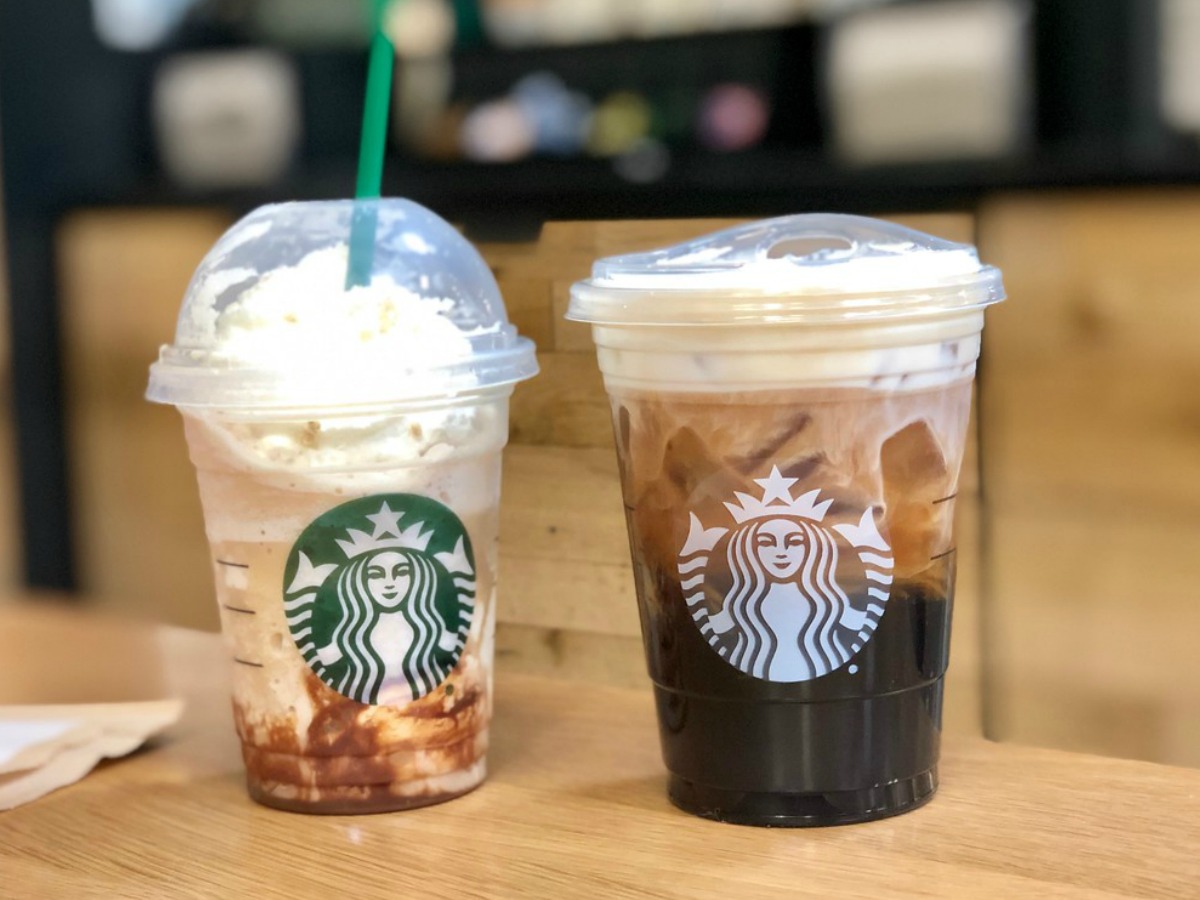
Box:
147, 199, 537, 813
568, 215, 1004, 826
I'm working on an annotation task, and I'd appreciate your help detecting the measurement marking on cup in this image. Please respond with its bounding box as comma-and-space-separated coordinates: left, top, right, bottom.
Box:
931, 493, 958, 505
930, 547, 957, 562
223, 605, 256, 615
216, 559, 250, 569
233, 657, 264, 668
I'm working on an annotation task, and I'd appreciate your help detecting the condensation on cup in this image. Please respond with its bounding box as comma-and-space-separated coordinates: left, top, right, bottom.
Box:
568, 215, 1005, 826
147, 199, 537, 813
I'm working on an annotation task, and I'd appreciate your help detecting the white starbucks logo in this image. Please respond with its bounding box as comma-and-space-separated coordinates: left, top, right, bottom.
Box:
283, 494, 475, 707
679, 467, 893, 682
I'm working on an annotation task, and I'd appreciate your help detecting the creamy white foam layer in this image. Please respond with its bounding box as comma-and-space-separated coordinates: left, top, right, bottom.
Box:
591, 312, 983, 392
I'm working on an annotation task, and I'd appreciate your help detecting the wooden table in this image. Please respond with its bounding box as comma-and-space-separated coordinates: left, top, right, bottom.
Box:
2, 602, 1198, 899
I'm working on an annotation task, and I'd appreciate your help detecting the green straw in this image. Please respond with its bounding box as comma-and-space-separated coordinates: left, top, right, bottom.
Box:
346, 0, 396, 290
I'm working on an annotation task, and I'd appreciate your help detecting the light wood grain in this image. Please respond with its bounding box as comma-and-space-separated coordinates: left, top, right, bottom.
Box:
976, 191, 1200, 766
495, 622, 647, 688
509, 351, 612, 447
1, 601, 1197, 900
500, 444, 630, 570
494, 276, 556, 350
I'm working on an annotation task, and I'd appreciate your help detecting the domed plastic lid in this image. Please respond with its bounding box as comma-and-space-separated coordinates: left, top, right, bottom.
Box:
567, 213, 1005, 325
148, 199, 538, 410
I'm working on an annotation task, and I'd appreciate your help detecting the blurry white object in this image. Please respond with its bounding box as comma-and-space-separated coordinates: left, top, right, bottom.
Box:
826, 0, 1031, 165
460, 100, 536, 162
388, 0, 456, 58
153, 51, 301, 190
1161, 0, 1200, 134
91, 0, 197, 51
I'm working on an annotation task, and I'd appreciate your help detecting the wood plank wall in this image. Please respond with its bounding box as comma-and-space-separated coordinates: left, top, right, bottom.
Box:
977, 191, 1200, 765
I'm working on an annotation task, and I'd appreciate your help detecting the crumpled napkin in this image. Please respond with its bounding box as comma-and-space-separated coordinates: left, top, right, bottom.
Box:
0, 700, 183, 810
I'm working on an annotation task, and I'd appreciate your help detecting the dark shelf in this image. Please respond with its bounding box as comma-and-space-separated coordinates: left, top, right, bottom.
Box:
79, 144, 1200, 239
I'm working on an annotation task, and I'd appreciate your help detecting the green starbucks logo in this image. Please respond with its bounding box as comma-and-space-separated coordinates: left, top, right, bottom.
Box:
283, 494, 475, 707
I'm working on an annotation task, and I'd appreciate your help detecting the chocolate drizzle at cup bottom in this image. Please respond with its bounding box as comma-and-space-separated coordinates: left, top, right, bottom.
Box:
235, 667, 488, 815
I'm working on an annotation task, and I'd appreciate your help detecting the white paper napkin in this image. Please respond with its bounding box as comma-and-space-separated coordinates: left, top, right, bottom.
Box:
0, 700, 184, 810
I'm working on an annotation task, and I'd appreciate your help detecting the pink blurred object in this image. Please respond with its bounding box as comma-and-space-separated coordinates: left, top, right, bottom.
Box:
698, 83, 771, 152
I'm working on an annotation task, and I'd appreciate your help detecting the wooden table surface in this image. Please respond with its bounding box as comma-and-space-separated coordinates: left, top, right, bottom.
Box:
2, 601, 1198, 899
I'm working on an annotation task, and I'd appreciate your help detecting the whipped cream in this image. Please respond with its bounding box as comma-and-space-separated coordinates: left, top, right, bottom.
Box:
179, 244, 508, 479
149, 199, 537, 412
211, 245, 476, 371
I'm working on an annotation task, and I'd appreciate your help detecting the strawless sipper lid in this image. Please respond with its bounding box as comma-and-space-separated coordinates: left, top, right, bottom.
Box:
567, 214, 1005, 325
147, 199, 538, 410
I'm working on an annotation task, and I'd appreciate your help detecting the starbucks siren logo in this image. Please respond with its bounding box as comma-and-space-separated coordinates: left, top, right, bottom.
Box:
283, 494, 475, 706
679, 467, 893, 682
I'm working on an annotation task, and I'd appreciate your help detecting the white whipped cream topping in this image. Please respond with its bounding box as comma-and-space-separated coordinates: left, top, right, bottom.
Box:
212, 244, 475, 371
186, 245, 504, 477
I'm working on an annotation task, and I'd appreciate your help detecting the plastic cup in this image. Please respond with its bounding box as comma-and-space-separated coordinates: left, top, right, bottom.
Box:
147, 199, 537, 813
567, 215, 1005, 826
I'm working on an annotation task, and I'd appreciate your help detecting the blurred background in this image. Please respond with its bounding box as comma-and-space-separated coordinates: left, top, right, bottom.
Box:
1, 0, 1198, 769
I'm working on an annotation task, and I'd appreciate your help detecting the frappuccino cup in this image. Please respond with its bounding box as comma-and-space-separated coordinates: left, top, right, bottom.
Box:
148, 199, 537, 813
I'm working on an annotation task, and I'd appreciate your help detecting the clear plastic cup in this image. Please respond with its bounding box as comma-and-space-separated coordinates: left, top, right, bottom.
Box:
148, 199, 537, 813
567, 215, 1004, 826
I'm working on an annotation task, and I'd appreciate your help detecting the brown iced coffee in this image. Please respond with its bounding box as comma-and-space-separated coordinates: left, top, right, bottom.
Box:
569, 215, 1004, 825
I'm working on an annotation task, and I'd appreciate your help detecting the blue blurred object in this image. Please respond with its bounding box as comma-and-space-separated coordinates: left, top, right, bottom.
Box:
90, 0, 198, 50
511, 72, 593, 156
